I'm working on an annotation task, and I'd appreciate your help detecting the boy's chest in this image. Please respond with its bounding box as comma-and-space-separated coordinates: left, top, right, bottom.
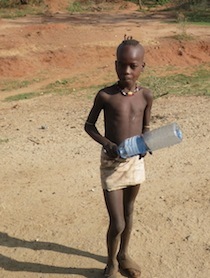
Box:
106, 94, 146, 117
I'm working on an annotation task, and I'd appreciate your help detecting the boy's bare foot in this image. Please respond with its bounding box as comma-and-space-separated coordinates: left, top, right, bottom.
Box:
103, 261, 119, 278
117, 256, 141, 278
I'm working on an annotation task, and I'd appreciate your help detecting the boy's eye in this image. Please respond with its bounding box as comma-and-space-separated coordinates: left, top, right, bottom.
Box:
130, 64, 138, 69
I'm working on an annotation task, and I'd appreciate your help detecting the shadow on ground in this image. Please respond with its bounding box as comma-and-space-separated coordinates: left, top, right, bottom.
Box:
0, 232, 106, 277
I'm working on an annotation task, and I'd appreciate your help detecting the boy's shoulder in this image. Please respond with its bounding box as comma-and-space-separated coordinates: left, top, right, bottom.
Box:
139, 86, 153, 100
139, 85, 152, 94
97, 84, 116, 97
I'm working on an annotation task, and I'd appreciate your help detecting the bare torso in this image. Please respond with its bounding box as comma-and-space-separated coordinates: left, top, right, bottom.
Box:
101, 84, 148, 145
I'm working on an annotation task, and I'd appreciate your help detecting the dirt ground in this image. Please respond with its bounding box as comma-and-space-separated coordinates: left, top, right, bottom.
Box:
0, 2, 210, 278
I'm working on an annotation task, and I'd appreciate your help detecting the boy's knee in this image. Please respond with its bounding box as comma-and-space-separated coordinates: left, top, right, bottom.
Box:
110, 219, 125, 236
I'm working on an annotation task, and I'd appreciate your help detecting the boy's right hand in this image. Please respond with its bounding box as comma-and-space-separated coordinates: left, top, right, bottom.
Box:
103, 142, 118, 159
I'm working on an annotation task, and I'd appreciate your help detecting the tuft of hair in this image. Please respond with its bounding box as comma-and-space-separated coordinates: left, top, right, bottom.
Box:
116, 35, 143, 58
121, 34, 140, 46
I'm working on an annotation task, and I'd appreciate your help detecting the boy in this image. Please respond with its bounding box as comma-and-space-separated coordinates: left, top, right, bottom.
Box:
84, 36, 153, 278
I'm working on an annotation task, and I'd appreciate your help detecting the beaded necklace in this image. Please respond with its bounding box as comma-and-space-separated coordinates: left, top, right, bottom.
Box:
117, 82, 139, 96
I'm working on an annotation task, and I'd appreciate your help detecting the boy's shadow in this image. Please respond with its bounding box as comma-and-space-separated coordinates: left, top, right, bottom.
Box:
0, 232, 106, 277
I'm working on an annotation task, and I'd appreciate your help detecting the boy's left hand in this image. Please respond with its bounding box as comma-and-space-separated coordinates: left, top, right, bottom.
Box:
139, 153, 146, 159
139, 150, 152, 159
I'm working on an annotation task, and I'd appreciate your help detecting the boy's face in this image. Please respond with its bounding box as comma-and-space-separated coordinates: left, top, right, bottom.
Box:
115, 45, 144, 88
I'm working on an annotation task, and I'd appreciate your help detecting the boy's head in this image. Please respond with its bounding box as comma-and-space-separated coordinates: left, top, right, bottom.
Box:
115, 36, 145, 87
116, 36, 144, 58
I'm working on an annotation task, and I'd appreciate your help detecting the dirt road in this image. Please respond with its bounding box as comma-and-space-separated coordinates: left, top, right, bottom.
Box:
0, 6, 210, 278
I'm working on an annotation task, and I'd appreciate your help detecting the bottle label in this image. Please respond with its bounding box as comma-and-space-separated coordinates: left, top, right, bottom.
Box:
118, 136, 147, 158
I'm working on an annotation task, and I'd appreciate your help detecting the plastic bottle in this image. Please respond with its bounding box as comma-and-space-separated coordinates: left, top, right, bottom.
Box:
117, 135, 148, 159
143, 122, 182, 152
117, 123, 183, 159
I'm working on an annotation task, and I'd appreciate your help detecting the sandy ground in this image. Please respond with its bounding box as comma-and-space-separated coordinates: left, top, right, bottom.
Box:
0, 3, 210, 278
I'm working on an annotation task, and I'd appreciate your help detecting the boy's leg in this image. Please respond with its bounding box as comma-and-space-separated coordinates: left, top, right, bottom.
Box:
103, 189, 125, 276
118, 184, 141, 277
118, 184, 140, 257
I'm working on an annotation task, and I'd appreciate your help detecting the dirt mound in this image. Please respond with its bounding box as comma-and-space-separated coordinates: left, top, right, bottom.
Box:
0, 7, 209, 80
146, 39, 210, 67
0, 36, 209, 79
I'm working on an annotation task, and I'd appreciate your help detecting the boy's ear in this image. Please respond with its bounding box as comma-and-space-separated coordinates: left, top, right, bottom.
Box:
142, 62, 146, 71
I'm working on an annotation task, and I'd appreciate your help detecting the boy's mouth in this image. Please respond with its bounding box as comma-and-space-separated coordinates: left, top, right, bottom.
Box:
121, 76, 132, 82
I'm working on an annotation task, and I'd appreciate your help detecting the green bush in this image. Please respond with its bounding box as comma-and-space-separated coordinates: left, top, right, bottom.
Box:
0, 0, 44, 8
0, 0, 15, 8
156, 0, 171, 5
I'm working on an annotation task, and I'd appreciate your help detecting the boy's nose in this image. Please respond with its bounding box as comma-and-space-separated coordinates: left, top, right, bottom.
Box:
123, 66, 131, 74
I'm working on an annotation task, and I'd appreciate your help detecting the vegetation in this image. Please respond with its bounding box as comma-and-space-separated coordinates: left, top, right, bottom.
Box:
141, 67, 210, 98
0, 0, 44, 8
67, 2, 86, 13
0, 79, 41, 92
0, 0, 209, 22
0, 0, 209, 101
4, 92, 43, 101
0, 0, 45, 18
3, 66, 210, 102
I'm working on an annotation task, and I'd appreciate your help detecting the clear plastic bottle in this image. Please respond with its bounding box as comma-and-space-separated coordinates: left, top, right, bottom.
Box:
117, 135, 148, 159
143, 123, 182, 152
117, 123, 183, 159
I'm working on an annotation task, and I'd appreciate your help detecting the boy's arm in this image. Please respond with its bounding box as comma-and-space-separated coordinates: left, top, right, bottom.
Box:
138, 89, 153, 159
84, 91, 113, 149
142, 89, 153, 134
